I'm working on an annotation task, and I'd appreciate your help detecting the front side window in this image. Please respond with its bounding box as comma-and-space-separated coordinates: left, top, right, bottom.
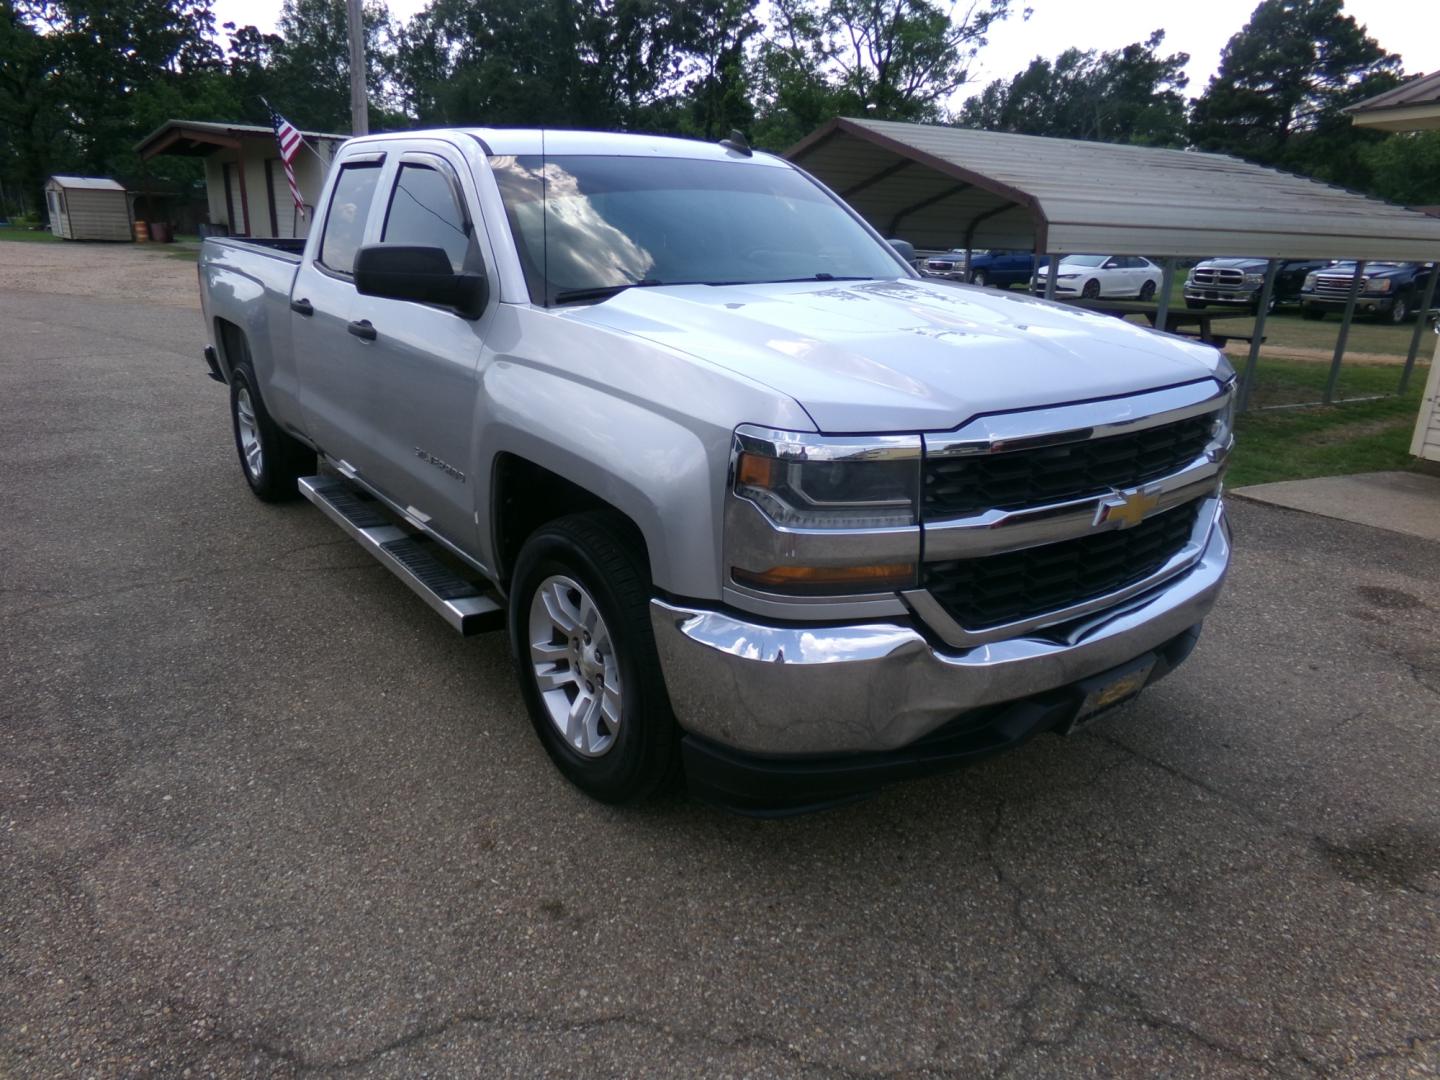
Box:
381, 163, 471, 272
490, 154, 907, 305
319, 162, 382, 275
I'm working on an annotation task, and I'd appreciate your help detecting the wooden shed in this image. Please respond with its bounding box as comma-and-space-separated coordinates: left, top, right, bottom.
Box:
45, 176, 133, 241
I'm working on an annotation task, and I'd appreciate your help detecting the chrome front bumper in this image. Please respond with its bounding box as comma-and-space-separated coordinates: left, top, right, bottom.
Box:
652, 502, 1230, 756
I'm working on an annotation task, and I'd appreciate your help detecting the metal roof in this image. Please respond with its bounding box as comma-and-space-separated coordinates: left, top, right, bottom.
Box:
136, 119, 348, 159
1345, 70, 1440, 131
47, 175, 125, 191
787, 117, 1440, 261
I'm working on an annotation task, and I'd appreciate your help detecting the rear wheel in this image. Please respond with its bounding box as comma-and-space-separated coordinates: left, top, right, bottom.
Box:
228, 359, 314, 502
509, 512, 679, 804
1138, 280, 1157, 301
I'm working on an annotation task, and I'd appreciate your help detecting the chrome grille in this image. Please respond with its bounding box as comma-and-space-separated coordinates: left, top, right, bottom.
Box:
1192, 267, 1243, 287
923, 502, 1200, 631
1313, 275, 1359, 299
922, 413, 1216, 520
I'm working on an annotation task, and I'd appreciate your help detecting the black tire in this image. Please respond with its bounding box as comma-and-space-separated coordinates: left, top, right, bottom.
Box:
971, 270, 989, 287
1081, 279, 1101, 299
1385, 293, 1412, 324
228, 359, 315, 502
1138, 280, 1157, 301
1301, 306, 1325, 321
508, 512, 679, 804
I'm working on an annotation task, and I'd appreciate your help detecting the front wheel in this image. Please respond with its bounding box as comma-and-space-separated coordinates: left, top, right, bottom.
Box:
1385, 294, 1412, 324
1081, 279, 1101, 299
508, 513, 679, 804
971, 270, 989, 287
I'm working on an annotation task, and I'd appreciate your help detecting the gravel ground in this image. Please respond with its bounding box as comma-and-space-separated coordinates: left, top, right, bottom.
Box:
0, 239, 200, 309
1, 282, 1437, 1079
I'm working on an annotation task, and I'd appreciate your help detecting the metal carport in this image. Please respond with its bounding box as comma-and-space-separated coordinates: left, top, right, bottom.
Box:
786, 118, 1440, 408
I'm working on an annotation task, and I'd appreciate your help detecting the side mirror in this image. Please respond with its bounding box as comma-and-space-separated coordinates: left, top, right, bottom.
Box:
886, 238, 916, 266
353, 244, 488, 319
1103, 258, 1120, 269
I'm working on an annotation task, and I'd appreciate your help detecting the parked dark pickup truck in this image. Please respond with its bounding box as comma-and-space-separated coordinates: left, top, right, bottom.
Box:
1300, 261, 1434, 323
1184, 257, 1326, 314
923, 249, 1037, 289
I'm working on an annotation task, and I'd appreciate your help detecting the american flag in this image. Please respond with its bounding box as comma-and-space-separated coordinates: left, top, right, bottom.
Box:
269, 107, 306, 217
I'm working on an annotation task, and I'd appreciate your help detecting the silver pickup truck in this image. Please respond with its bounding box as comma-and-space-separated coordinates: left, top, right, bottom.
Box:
198, 127, 1235, 814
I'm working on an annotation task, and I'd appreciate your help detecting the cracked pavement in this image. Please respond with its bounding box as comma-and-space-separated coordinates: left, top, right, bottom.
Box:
1, 284, 1438, 1078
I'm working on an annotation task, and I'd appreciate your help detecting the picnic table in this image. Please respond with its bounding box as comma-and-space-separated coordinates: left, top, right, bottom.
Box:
1057, 298, 1259, 347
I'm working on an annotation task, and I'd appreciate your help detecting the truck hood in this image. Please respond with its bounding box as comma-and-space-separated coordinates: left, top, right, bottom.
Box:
1196, 258, 1266, 271
567, 278, 1227, 433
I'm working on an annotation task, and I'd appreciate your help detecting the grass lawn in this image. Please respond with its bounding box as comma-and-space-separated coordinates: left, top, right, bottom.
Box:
1228, 358, 1430, 487
0, 227, 63, 244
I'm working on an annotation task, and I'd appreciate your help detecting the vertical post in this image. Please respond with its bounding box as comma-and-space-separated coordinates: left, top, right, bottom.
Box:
1154, 257, 1175, 331
1400, 263, 1440, 395
1044, 254, 1057, 301
235, 153, 251, 237
963, 247, 973, 283
346, 0, 369, 136
1324, 259, 1366, 405
1239, 259, 1279, 413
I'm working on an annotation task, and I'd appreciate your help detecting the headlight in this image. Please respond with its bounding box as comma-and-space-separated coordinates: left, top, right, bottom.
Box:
728, 426, 921, 595
1303, 273, 1317, 290
1363, 278, 1391, 293
1211, 359, 1238, 454
1057, 273, 1079, 280
1243, 272, 1264, 286
732, 427, 919, 528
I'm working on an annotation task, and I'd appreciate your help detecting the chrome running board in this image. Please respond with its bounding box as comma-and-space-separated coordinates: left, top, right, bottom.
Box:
298, 475, 504, 635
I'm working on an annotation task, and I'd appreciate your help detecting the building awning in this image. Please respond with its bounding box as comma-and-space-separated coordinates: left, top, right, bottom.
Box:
786, 117, 1440, 261
1345, 71, 1440, 132
136, 119, 348, 160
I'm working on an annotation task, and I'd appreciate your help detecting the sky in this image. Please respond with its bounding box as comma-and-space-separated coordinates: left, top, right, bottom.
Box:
210, 0, 1440, 102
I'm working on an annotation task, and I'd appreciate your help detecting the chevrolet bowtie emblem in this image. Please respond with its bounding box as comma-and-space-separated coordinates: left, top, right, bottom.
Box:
1096, 487, 1161, 529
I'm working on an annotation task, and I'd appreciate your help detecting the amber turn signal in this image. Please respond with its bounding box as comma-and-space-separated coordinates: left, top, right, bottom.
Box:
732, 562, 917, 595
735, 451, 778, 489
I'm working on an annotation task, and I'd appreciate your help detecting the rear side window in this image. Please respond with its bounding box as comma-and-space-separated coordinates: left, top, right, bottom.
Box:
319, 162, 382, 275
381, 163, 471, 272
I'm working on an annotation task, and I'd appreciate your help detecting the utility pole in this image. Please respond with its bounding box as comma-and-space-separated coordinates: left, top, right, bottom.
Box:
346, 0, 369, 136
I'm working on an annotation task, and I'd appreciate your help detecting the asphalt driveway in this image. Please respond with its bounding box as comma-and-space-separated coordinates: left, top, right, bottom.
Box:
1, 284, 1437, 1078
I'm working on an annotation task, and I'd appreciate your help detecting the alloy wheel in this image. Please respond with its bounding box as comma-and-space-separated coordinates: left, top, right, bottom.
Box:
528, 574, 623, 758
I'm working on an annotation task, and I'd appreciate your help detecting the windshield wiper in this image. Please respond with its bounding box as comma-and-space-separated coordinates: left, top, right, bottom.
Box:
746, 274, 874, 284
552, 279, 667, 305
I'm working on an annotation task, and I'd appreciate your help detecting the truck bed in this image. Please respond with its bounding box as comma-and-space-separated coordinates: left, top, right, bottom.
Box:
203, 236, 305, 261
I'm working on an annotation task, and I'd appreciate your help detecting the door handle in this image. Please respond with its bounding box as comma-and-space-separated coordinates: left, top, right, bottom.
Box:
347, 319, 377, 341
290, 297, 314, 316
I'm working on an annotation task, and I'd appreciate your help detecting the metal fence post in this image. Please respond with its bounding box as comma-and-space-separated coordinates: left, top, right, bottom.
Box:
1324, 259, 1366, 405
1239, 259, 1279, 413
1044, 254, 1057, 301
1399, 263, 1440, 395
1154, 257, 1175, 332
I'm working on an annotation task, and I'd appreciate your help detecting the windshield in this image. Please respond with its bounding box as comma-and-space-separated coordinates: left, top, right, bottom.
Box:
489, 154, 908, 304
1061, 255, 1107, 267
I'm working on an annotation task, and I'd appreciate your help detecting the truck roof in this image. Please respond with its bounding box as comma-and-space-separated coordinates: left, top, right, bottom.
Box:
342, 127, 789, 165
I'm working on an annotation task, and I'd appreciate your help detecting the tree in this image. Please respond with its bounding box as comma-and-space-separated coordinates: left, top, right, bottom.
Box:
960, 29, 1189, 146
1361, 131, 1440, 208
752, 0, 1017, 149
0, 1, 64, 214
262, 0, 398, 133
1188, 0, 1403, 184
